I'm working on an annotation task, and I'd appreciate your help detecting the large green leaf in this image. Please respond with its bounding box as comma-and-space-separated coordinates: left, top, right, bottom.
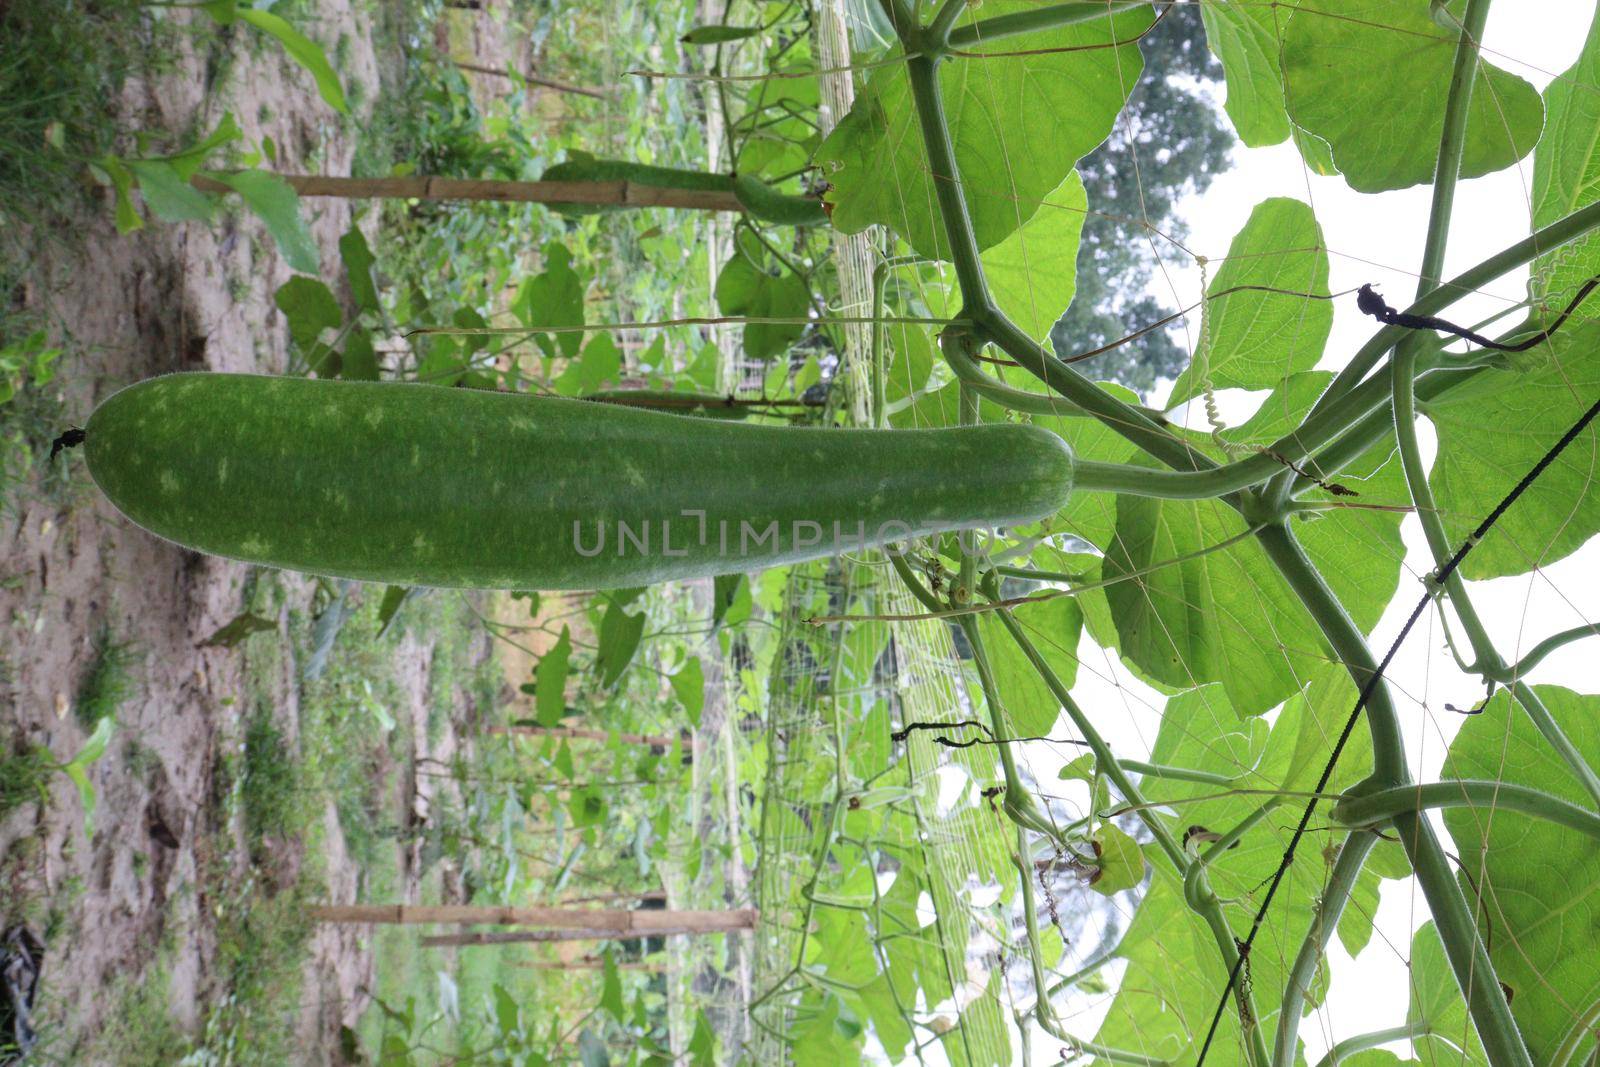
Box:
1531, 7, 1600, 319
791, 992, 864, 1067
817, 3, 1150, 259
1199, 0, 1291, 147
534, 626, 571, 727
127, 160, 215, 223
1091, 667, 1401, 1061
1407, 922, 1489, 1066
595, 599, 646, 688
976, 595, 1081, 737
669, 655, 704, 728
274, 276, 341, 350
1282, 0, 1543, 192
554, 333, 623, 396
339, 227, 381, 315
1101, 449, 1403, 716
204, 169, 320, 274
600, 949, 625, 1021
1089, 822, 1144, 896
713, 246, 809, 361
1423, 321, 1600, 578
1442, 686, 1600, 1063
512, 242, 587, 361
1167, 198, 1330, 407
237, 9, 349, 115
976, 170, 1087, 343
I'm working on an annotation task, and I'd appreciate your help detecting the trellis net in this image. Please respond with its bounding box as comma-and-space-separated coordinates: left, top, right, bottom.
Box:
742, 554, 1044, 1067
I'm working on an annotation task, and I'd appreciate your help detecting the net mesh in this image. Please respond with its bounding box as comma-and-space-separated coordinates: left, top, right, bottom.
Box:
742, 554, 1030, 1066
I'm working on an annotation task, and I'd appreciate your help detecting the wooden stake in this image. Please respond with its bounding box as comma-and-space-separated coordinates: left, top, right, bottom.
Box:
517, 958, 665, 972
191, 174, 745, 214
420, 923, 747, 948
558, 890, 668, 906
311, 904, 758, 933
452, 61, 611, 100
488, 725, 691, 748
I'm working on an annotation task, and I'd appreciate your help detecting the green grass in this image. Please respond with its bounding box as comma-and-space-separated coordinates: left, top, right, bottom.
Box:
73, 626, 141, 729
71, 868, 318, 1065
78, 953, 192, 1064
0, 0, 159, 245
199, 879, 317, 1063
5, 570, 505, 1063
240, 705, 300, 847
0, 364, 74, 517
0, 743, 53, 822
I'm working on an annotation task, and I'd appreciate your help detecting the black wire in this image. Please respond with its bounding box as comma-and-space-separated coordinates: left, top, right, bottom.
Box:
1193, 383, 1600, 1065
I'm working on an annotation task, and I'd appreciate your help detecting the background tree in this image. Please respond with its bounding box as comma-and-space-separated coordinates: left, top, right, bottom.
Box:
1051, 5, 1233, 396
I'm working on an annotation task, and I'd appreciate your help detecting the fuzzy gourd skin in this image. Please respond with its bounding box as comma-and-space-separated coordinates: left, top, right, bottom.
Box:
85, 373, 1075, 590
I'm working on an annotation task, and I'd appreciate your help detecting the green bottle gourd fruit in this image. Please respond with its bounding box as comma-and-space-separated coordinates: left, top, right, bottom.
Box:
83, 373, 1074, 590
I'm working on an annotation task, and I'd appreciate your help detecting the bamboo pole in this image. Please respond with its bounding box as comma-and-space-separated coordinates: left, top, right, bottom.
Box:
517, 958, 666, 972
422, 926, 732, 948
190, 174, 745, 213
558, 890, 668, 906
452, 60, 611, 100
424, 928, 609, 947
487, 725, 692, 748
311, 904, 757, 933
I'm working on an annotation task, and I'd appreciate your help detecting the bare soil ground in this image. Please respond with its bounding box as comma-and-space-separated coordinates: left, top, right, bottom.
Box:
0, 3, 531, 1061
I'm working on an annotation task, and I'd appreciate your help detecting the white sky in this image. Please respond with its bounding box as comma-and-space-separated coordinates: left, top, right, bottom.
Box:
1024, 3, 1600, 1062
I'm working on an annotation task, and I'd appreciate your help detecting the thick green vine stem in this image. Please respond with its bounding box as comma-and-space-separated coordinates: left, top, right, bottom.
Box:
1257, 524, 1532, 1067
945, 1, 1147, 50
1489, 622, 1600, 680
901, 53, 992, 310
1334, 780, 1600, 842
1270, 833, 1378, 1067
938, 326, 1167, 422
1384, 0, 1600, 814
990, 602, 1270, 1067
1119, 759, 1233, 788
1311, 1022, 1431, 1067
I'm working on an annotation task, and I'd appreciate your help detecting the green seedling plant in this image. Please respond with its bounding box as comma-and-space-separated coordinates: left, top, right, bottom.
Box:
82, 2, 350, 269
50, 0, 1600, 1065
0, 331, 61, 408
93, 111, 323, 273
0, 718, 116, 835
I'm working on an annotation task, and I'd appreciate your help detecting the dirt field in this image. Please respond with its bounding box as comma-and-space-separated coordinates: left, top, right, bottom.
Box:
0, 3, 531, 1060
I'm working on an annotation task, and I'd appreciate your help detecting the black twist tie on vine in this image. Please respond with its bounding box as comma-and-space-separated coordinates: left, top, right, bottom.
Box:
1357, 276, 1600, 352
49, 428, 86, 462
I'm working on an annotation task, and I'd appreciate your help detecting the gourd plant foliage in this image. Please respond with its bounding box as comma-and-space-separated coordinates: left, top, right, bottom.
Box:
807, 1, 1600, 1065
66, 0, 1600, 1061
